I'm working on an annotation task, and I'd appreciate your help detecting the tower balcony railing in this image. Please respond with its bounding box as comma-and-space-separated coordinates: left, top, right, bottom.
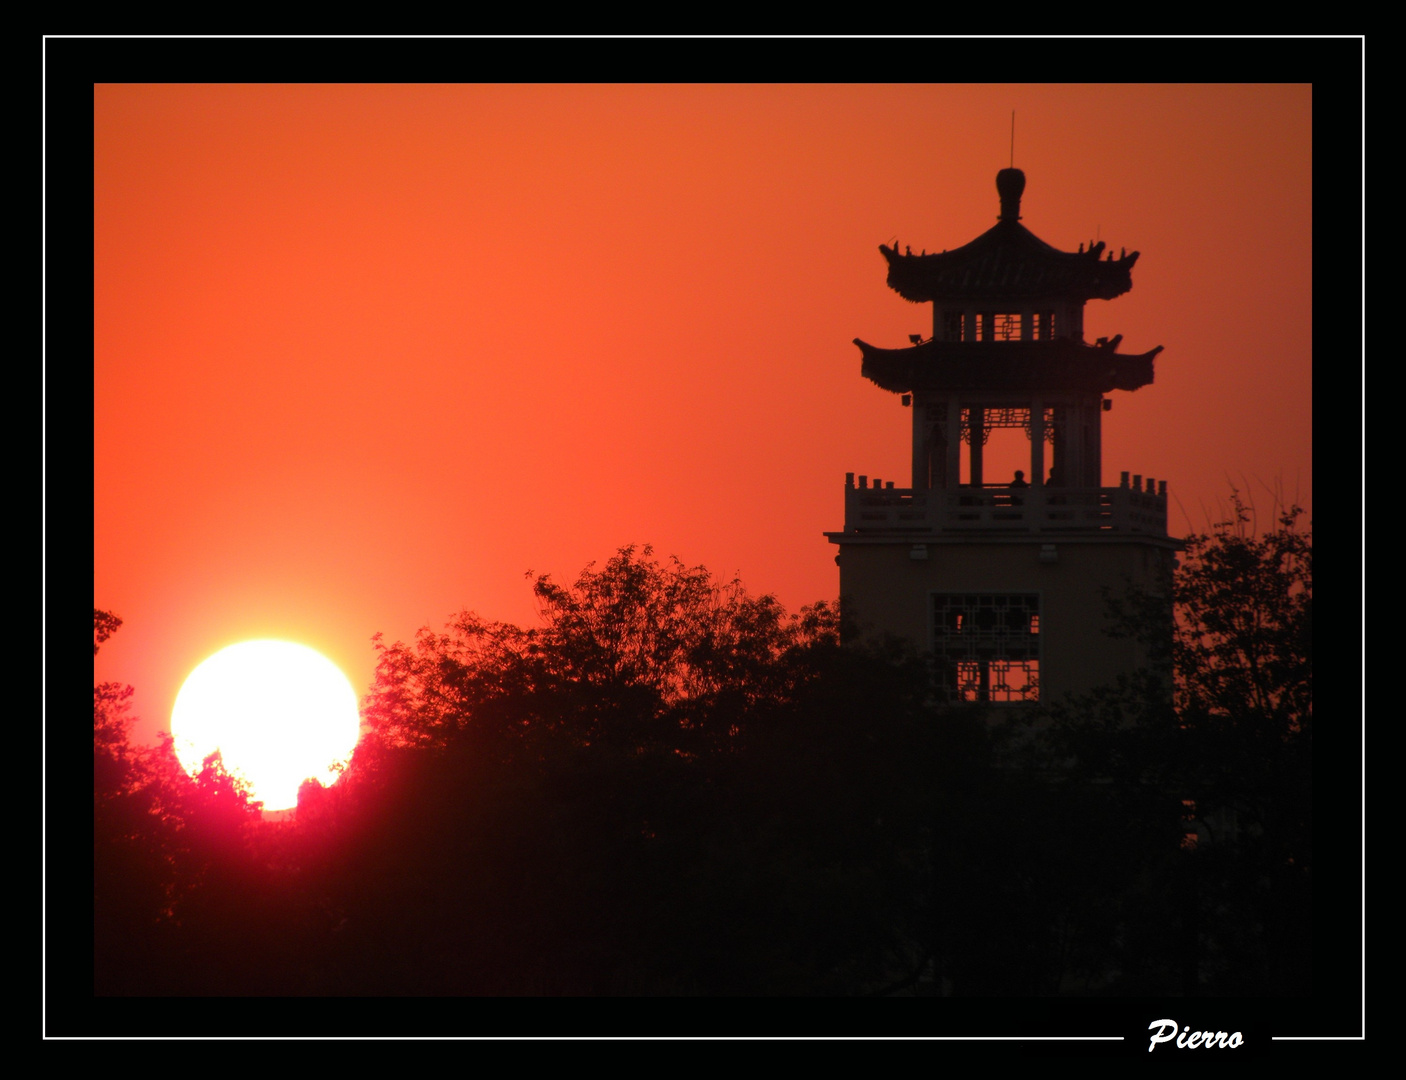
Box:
841, 473, 1168, 536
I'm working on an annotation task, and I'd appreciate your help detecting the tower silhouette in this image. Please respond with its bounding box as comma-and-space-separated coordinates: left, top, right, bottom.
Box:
827, 168, 1179, 705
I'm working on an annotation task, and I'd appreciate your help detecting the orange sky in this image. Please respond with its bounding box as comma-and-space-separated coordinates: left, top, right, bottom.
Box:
92, 83, 1313, 747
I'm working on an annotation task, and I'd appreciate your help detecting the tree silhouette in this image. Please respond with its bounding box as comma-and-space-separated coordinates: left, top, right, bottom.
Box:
93, 609, 270, 993
363, 544, 838, 758
93, 611, 137, 800
93, 519, 1312, 999
310, 548, 953, 994
1168, 497, 1312, 994
1035, 494, 1313, 994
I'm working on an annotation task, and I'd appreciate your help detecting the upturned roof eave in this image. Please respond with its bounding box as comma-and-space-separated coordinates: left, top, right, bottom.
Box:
880, 220, 1139, 304
854, 337, 1163, 396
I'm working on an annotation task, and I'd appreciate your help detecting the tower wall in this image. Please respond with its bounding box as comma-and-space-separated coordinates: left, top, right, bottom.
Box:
836, 538, 1175, 702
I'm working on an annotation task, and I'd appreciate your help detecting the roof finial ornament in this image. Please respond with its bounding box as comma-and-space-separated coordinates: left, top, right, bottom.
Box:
996, 165, 1025, 222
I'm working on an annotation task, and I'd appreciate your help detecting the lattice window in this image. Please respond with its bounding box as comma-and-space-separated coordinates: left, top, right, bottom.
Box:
981, 407, 1029, 428
959, 407, 1056, 444
931, 593, 1040, 703
943, 311, 964, 342
975, 313, 1022, 341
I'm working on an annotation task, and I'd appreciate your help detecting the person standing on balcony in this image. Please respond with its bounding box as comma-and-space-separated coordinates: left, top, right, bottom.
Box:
1009, 470, 1028, 505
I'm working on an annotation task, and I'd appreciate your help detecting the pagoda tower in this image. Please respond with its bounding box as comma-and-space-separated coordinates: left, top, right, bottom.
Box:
827, 168, 1179, 705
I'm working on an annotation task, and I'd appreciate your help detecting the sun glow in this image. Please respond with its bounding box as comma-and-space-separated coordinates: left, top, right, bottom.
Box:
171, 640, 361, 811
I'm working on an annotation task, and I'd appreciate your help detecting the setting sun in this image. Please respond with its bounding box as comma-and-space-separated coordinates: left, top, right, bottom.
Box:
170, 640, 361, 811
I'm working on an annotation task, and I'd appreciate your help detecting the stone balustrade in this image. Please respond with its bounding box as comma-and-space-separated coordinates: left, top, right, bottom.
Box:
841, 475, 1168, 536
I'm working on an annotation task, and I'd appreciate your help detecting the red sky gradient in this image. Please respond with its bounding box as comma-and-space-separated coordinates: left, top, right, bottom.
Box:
93, 84, 1312, 748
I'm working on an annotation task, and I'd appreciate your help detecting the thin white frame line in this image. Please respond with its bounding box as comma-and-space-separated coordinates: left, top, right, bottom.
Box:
64, 47, 1352, 1046
45, 1035, 1129, 1041
1355, 30, 1367, 1045
1270, 34, 1368, 1046
39, 32, 48, 1041
41, 33, 1370, 39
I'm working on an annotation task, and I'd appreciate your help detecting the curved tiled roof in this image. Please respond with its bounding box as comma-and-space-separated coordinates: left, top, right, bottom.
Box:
882, 227, 1138, 304
881, 170, 1139, 304
854, 337, 1162, 396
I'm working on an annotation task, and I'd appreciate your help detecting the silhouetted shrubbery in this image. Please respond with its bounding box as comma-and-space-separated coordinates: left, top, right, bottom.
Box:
93, 517, 1311, 997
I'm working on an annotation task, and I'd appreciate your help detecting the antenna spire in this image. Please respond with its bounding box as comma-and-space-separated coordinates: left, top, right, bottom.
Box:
1010, 110, 1015, 168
